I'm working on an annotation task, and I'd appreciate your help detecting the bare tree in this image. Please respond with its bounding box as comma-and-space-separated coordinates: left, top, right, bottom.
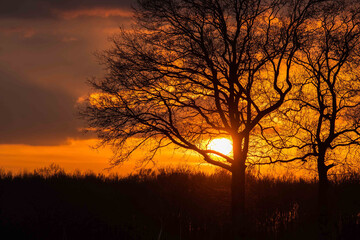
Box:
261, 0, 360, 238
80, 0, 318, 235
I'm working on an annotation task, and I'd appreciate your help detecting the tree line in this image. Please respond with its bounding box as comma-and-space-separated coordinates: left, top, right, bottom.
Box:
2, 166, 360, 239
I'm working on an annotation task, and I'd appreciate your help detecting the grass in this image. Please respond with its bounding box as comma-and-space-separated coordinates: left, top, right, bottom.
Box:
0, 164, 359, 239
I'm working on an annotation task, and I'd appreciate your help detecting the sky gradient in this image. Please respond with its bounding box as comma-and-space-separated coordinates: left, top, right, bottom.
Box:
0, 0, 309, 177
0, 0, 143, 173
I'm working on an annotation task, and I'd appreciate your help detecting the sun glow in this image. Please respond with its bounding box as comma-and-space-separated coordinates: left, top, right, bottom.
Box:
208, 138, 233, 156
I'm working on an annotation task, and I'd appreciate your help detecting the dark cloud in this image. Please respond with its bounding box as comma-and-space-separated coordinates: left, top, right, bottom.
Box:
0, 1, 133, 146
0, 18, 111, 97
0, 0, 136, 19
0, 68, 86, 145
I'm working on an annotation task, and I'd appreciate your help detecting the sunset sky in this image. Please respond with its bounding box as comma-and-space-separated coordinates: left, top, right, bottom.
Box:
0, 0, 175, 174
0, 0, 313, 178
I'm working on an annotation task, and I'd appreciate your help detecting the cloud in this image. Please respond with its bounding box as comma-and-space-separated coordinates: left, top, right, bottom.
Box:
0, 68, 86, 145
61, 36, 78, 43
0, 2, 134, 146
58, 8, 133, 20
0, 18, 113, 96
0, 0, 135, 19
0, 26, 36, 38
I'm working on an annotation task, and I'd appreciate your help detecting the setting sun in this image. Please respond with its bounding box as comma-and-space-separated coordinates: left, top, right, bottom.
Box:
208, 138, 233, 156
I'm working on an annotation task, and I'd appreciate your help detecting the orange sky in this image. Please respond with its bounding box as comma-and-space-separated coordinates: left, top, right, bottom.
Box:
0, 1, 319, 178
0, 138, 216, 176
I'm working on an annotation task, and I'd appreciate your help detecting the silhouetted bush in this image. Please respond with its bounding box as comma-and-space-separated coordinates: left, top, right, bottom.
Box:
0, 166, 359, 239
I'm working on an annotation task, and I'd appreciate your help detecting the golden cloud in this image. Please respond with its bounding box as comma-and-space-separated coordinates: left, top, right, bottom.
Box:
0, 26, 36, 38
58, 8, 133, 19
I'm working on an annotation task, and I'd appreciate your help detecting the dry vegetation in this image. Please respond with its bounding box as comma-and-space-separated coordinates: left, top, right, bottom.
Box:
0, 164, 359, 239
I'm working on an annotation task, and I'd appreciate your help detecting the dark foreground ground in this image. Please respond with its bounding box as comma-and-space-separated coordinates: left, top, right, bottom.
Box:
0, 165, 360, 239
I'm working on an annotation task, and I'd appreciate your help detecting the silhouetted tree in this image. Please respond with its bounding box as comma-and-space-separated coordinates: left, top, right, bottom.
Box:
80, 0, 319, 236
261, 0, 360, 238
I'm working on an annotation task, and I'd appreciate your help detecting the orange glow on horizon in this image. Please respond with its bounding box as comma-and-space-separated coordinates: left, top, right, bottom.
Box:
0, 138, 212, 176
0, 139, 113, 174
0, 138, 315, 179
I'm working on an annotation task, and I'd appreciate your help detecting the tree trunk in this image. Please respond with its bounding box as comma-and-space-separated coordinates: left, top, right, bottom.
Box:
317, 154, 330, 240
231, 159, 246, 239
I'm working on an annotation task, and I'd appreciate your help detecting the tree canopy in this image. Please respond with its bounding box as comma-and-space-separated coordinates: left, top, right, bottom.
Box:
262, 0, 360, 176
81, 0, 314, 171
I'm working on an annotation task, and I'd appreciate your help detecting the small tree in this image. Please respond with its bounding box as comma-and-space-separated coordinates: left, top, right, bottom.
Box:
262, 0, 360, 238
81, 0, 317, 235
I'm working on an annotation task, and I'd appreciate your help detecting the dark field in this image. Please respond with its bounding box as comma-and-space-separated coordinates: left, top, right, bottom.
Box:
1, 166, 360, 239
